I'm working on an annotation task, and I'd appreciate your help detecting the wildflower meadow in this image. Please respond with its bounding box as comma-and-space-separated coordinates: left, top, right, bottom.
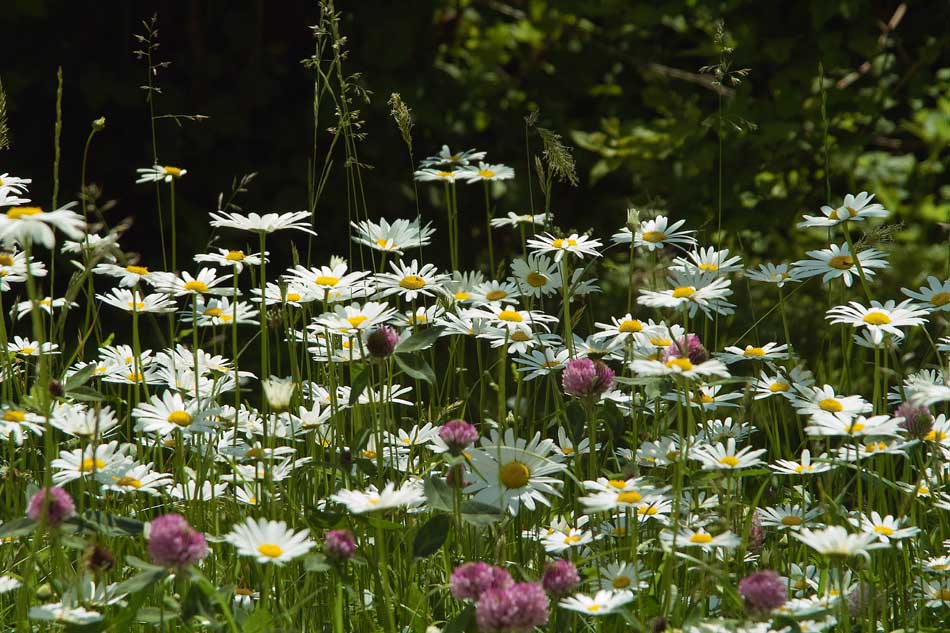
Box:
1, 3, 950, 633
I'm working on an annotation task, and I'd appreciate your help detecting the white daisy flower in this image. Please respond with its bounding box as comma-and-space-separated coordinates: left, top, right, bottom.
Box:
92, 262, 156, 287
770, 449, 834, 475
7, 335, 59, 356
826, 299, 929, 345
29, 602, 102, 625
97, 288, 177, 314
49, 403, 119, 439
0, 576, 21, 594
12, 296, 76, 320
135, 165, 187, 183
745, 261, 804, 287
559, 590, 634, 616
659, 526, 740, 552
804, 413, 903, 438
194, 248, 266, 273
630, 356, 730, 380
313, 301, 397, 336
490, 211, 549, 228
526, 232, 603, 262
413, 168, 458, 183
671, 246, 743, 275
351, 217, 434, 254
637, 270, 735, 318
375, 259, 448, 302
0, 173, 32, 194
0, 407, 45, 445
690, 438, 766, 470
171, 480, 229, 502
330, 480, 426, 514
51, 441, 130, 485
153, 267, 235, 297
0, 203, 86, 249
225, 517, 315, 565
792, 384, 872, 419
612, 215, 696, 252
718, 341, 789, 364
457, 161, 515, 183
798, 191, 888, 228
542, 527, 594, 553
851, 512, 919, 544
509, 253, 561, 298
599, 562, 649, 591
793, 525, 883, 559
592, 313, 645, 346
579, 477, 655, 513
469, 279, 521, 306
183, 296, 258, 327
282, 262, 374, 303
209, 210, 315, 235
792, 242, 887, 288
419, 145, 486, 168
514, 347, 570, 380
757, 504, 821, 531
98, 462, 173, 496
902, 275, 950, 313
132, 391, 211, 437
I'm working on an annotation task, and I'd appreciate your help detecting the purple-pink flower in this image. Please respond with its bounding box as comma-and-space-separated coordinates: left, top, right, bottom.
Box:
475, 581, 549, 633
366, 326, 399, 358
147, 514, 208, 568
664, 333, 708, 365
737, 570, 786, 612
439, 420, 479, 455
561, 358, 614, 398
541, 559, 580, 596
27, 486, 75, 527
450, 562, 514, 601
325, 529, 356, 560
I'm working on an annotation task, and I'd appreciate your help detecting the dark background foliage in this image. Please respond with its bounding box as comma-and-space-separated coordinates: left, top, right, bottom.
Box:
1, 1, 948, 311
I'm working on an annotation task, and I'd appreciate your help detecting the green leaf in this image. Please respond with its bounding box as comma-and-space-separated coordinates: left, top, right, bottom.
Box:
63, 363, 97, 391
241, 608, 274, 633
442, 604, 475, 633
395, 326, 444, 353
348, 366, 370, 406
67, 385, 106, 402
180, 582, 215, 623
393, 353, 435, 384
0, 517, 36, 538
423, 476, 455, 513
460, 500, 503, 527
412, 514, 451, 558
69, 511, 144, 537
365, 515, 404, 531
114, 568, 167, 595
304, 552, 331, 573
135, 607, 177, 625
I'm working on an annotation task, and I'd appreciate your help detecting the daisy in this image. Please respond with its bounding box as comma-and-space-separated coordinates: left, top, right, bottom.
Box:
612, 215, 696, 252
752, 369, 796, 400
635, 436, 682, 468
798, 191, 888, 228
92, 262, 156, 287
757, 504, 821, 531
209, 209, 315, 235
225, 517, 315, 565
29, 603, 102, 625
793, 385, 872, 419
351, 217, 434, 254
526, 233, 603, 262
664, 384, 742, 411
330, 481, 425, 514
542, 527, 594, 553
690, 438, 766, 470
457, 161, 515, 183
194, 248, 266, 273
466, 429, 568, 515
559, 590, 634, 616
490, 211, 549, 228
579, 477, 655, 513
509, 253, 561, 298
514, 347, 570, 380
630, 356, 730, 380
465, 303, 557, 335
419, 145, 486, 168
96, 288, 176, 314
413, 168, 458, 183
792, 242, 887, 288
592, 313, 645, 346
851, 512, 920, 544
132, 391, 211, 437
637, 270, 735, 318
0, 173, 32, 193
718, 342, 788, 364
0, 407, 45, 444
599, 562, 649, 591
313, 301, 397, 336
770, 449, 834, 475
693, 416, 754, 442
375, 259, 448, 302
153, 268, 234, 297
793, 525, 883, 559
135, 165, 187, 183
399, 304, 445, 327
48, 403, 120, 439
7, 336, 59, 356
902, 275, 950, 313
804, 413, 903, 438
170, 480, 229, 502
826, 299, 929, 345
671, 246, 743, 275
552, 426, 593, 459
0, 576, 21, 594
0, 189, 30, 207
184, 297, 258, 327
12, 296, 76, 320
921, 580, 950, 608
659, 526, 740, 552
283, 262, 374, 303
98, 462, 173, 496
745, 262, 804, 287
51, 441, 130, 484
0, 203, 86, 249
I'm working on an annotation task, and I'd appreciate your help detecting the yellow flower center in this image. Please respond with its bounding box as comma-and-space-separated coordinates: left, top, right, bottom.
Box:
608, 480, 627, 489
937, 589, 950, 601
6, 207, 43, 219
794, 464, 813, 473
20, 347, 35, 355
286, 293, 302, 302
499, 461, 530, 489
257, 544, 283, 559
204, 307, 223, 317
744, 346, 766, 357
587, 604, 602, 613
769, 381, 790, 393
347, 315, 367, 328
80, 458, 106, 472
368, 497, 381, 506
127, 372, 145, 382
526, 272, 548, 288
225, 250, 245, 261
618, 319, 642, 333
167, 410, 193, 427
498, 309, 523, 322
454, 291, 471, 300
163, 166, 183, 177
650, 336, 671, 346
862, 312, 891, 325
828, 255, 854, 270
375, 239, 392, 249
183, 280, 208, 293
0, 254, 14, 266
612, 576, 631, 589
115, 476, 142, 489
437, 170, 454, 178
873, 526, 894, 536
551, 238, 577, 249
399, 275, 426, 290
694, 392, 714, 404
315, 275, 339, 287
638, 505, 658, 515
563, 535, 581, 544
818, 398, 843, 413
126, 265, 149, 275
363, 450, 377, 459
671, 286, 695, 298
689, 533, 713, 544
617, 491, 642, 504
925, 431, 947, 442
718, 456, 741, 467
561, 447, 575, 455
781, 516, 803, 526
698, 263, 719, 272
128, 301, 146, 310
478, 169, 496, 178
665, 358, 693, 371
641, 230, 665, 242
931, 292, 950, 307
3, 410, 25, 423
485, 289, 507, 301
845, 422, 865, 434
511, 331, 531, 342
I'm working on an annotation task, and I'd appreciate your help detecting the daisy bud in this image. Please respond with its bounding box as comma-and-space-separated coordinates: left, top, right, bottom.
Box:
27, 486, 75, 527
324, 529, 356, 561
262, 376, 295, 412
664, 333, 708, 365
84, 543, 116, 573
92, 117, 106, 131
895, 402, 933, 439
439, 419, 478, 455
737, 570, 786, 613
626, 207, 640, 231
475, 582, 549, 633
48, 379, 65, 398
450, 562, 513, 601
562, 358, 614, 398
541, 559, 580, 597
147, 513, 208, 568
366, 325, 399, 358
